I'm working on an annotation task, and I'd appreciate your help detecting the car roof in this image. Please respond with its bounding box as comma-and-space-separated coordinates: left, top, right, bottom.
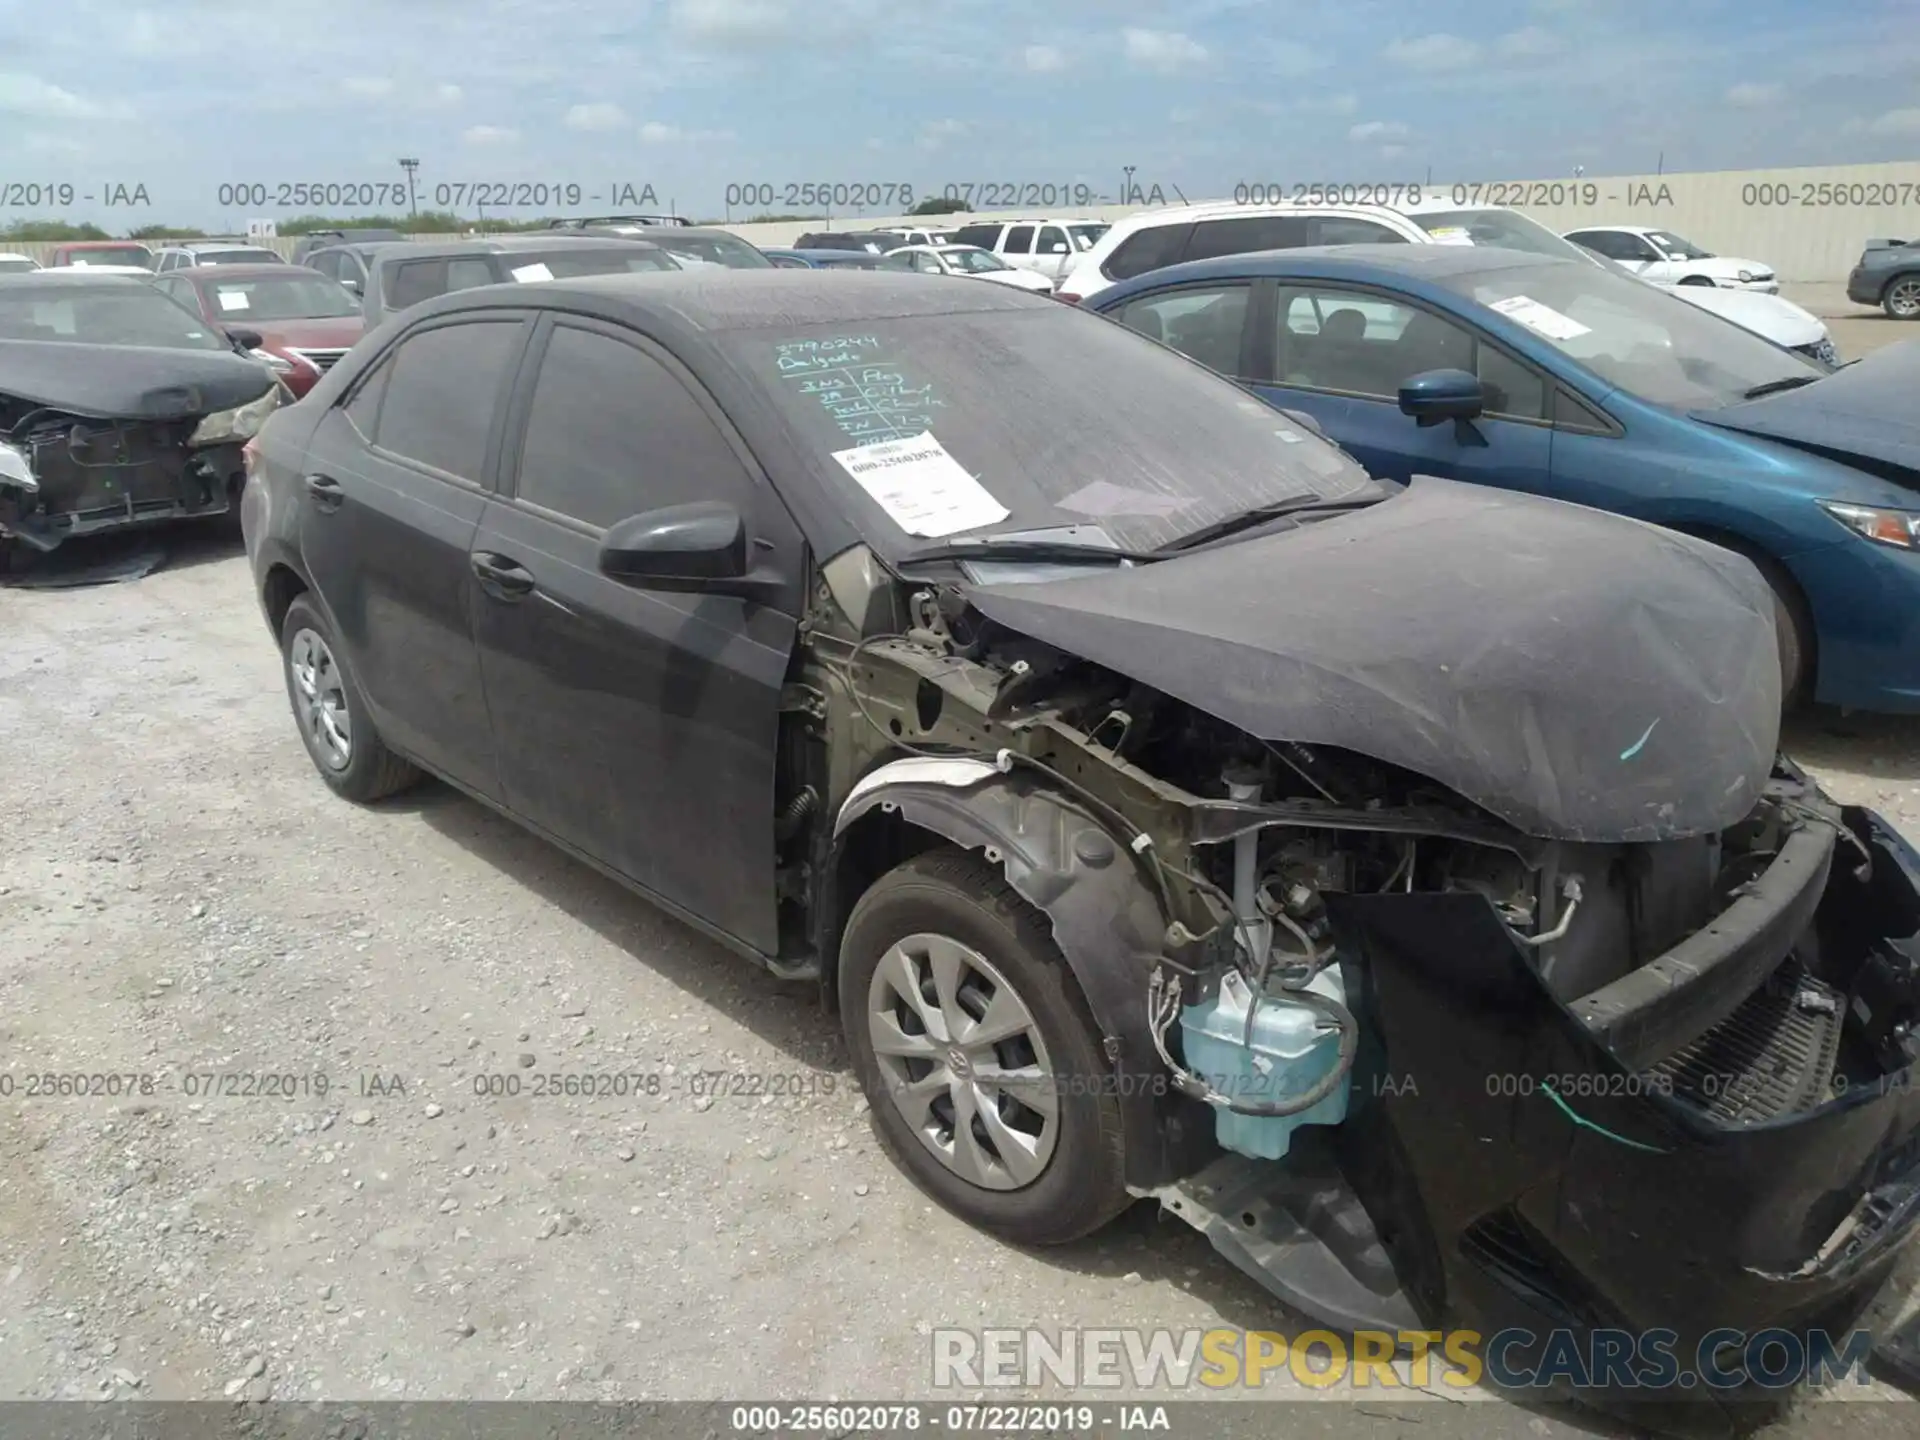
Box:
171, 263, 321, 282
1568, 224, 1655, 235
56, 239, 150, 248
372, 236, 667, 261
419, 268, 1045, 330
1100, 243, 1575, 293
182, 241, 278, 250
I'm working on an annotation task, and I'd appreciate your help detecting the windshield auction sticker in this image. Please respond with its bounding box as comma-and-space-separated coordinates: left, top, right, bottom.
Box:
1488, 294, 1593, 340
830, 431, 1010, 537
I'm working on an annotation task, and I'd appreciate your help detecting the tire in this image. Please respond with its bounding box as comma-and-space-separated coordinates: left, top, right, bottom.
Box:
279, 594, 421, 802
1884, 275, 1920, 320
839, 847, 1130, 1246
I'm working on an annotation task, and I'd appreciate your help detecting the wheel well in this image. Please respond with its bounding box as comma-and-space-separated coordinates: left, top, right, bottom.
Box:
1677, 274, 1716, 286
820, 807, 951, 1010
262, 563, 309, 639
1668, 523, 1816, 674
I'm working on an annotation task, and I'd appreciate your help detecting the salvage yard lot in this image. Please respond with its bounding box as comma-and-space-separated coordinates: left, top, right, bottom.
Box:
1, 528, 1916, 1435
0, 282, 1916, 1432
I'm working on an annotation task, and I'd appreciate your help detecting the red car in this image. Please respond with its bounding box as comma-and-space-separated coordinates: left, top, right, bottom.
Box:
153, 264, 364, 398
47, 240, 154, 268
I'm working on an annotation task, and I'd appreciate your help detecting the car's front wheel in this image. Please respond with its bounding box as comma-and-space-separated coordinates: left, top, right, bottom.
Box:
279, 594, 421, 802
839, 848, 1130, 1246
1884, 276, 1920, 320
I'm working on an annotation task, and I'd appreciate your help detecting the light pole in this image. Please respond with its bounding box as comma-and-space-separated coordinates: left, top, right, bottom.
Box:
1122, 164, 1135, 205
398, 158, 420, 221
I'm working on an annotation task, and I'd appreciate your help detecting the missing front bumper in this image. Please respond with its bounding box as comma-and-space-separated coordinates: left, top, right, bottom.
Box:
0, 424, 244, 551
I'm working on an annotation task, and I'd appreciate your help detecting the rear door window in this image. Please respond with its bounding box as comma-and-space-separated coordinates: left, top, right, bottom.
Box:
1312, 217, 1411, 245
1115, 284, 1255, 379
368, 318, 524, 481
1182, 215, 1318, 263
1001, 226, 1036, 255
951, 224, 1000, 248
1104, 223, 1195, 281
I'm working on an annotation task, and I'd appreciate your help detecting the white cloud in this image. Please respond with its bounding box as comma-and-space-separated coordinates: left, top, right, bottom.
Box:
430, 82, 463, 105
639, 121, 681, 142
1384, 34, 1481, 71
1725, 82, 1782, 108
1023, 44, 1065, 73
0, 71, 132, 118
1349, 120, 1410, 144
1260, 40, 1326, 77
918, 117, 969, 150
1866, 106, 1920, 135
566, 101, 629, 130
669, 0, 792, 46
1123, 27, 1207, 72
343, 76, 394, 98
1302, 92, 1359, 116
463, 124, 517, 144
1496, 26, 1562, 59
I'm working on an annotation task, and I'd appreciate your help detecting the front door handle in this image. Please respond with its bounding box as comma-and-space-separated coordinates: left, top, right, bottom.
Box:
471, 551, 535, 599
304, 474, 344, 512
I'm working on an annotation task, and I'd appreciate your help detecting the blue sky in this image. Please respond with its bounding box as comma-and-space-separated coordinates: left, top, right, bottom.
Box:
4, 0, 1917, 228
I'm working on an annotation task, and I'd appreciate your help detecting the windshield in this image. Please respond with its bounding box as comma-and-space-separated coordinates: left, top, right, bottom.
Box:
727, 306, 1372, 558
1067, 224, 1109, 250
1410, 209, 1593, 262
533, 247, 680, 277
652, 233, 773, 269
201, 272, 360, 319
1646, 231, 1713, 260
945, 248, 1007, 273
0, 284, 226, 349
66, 246, 153, 268
1437, 258, 1820, 409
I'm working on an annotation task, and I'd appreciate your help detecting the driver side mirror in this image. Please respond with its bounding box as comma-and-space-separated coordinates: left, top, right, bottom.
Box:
1398, 369, 1485, 427
597, 500, 784, 601
227, 326, 264, 351
339, 276, 363, 296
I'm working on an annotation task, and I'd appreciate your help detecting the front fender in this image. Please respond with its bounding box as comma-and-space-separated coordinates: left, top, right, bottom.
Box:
832, 757, 1212, 1189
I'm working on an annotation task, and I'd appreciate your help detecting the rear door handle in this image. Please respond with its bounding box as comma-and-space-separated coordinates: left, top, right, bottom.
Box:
304, 474, 344, 511
471, 551, 535, 599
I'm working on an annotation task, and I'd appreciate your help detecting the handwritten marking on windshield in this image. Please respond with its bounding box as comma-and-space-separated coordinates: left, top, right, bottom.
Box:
1619, 719, 1659, 762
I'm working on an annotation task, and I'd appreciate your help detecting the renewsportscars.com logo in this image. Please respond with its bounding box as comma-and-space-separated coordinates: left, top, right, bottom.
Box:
931, 1326, 1880, 1393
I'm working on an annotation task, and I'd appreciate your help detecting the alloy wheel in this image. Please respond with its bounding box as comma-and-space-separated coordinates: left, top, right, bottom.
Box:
866, 932, 1060, 1190
1889, 278, 1920, 319
288, 628, 352, 770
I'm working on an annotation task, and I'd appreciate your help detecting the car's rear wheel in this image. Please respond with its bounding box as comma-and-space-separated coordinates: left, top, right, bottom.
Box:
1884, 276, 1920, 320
838, 848, 1130, 1246
279, 595, 420, 802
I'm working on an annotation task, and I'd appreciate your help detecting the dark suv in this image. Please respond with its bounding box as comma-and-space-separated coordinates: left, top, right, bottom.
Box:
792, 231, 893, 253
550, 218, 772, 270
346, 236, 681, 323
1847, 238, 1920, 320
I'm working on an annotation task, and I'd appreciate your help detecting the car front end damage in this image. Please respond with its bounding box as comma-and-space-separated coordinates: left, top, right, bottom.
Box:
0, 341, 278, 553
796, 483, 1920, 1420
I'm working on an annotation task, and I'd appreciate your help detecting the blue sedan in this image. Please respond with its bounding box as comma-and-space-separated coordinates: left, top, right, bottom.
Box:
1090, 244, 1920, 713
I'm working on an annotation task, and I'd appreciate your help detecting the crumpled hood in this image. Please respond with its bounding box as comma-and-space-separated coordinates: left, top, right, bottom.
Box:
967, 477, 1781, 842
0, 340, 273, 423
1694, 338, 1920, 480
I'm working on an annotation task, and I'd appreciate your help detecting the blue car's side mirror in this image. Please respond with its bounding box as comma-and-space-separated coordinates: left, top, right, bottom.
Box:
1399, 369, 1485, 427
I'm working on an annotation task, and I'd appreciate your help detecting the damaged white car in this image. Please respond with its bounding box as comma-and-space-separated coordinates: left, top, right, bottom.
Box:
0, 271, 280, 561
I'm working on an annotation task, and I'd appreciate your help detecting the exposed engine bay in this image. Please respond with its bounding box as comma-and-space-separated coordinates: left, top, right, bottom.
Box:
809, 547, 1920, 1401
0, 342, 279, 554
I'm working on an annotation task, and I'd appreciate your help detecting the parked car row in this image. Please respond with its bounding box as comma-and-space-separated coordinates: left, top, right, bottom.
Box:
233, 264, 1920, 1429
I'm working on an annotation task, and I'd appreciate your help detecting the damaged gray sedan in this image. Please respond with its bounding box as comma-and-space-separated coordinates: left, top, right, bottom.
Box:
243, 273, 1920, 1424
0, 271, 280, 559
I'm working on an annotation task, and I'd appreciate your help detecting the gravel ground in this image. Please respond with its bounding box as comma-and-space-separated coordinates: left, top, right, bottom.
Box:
1, 524, 1916, 1438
